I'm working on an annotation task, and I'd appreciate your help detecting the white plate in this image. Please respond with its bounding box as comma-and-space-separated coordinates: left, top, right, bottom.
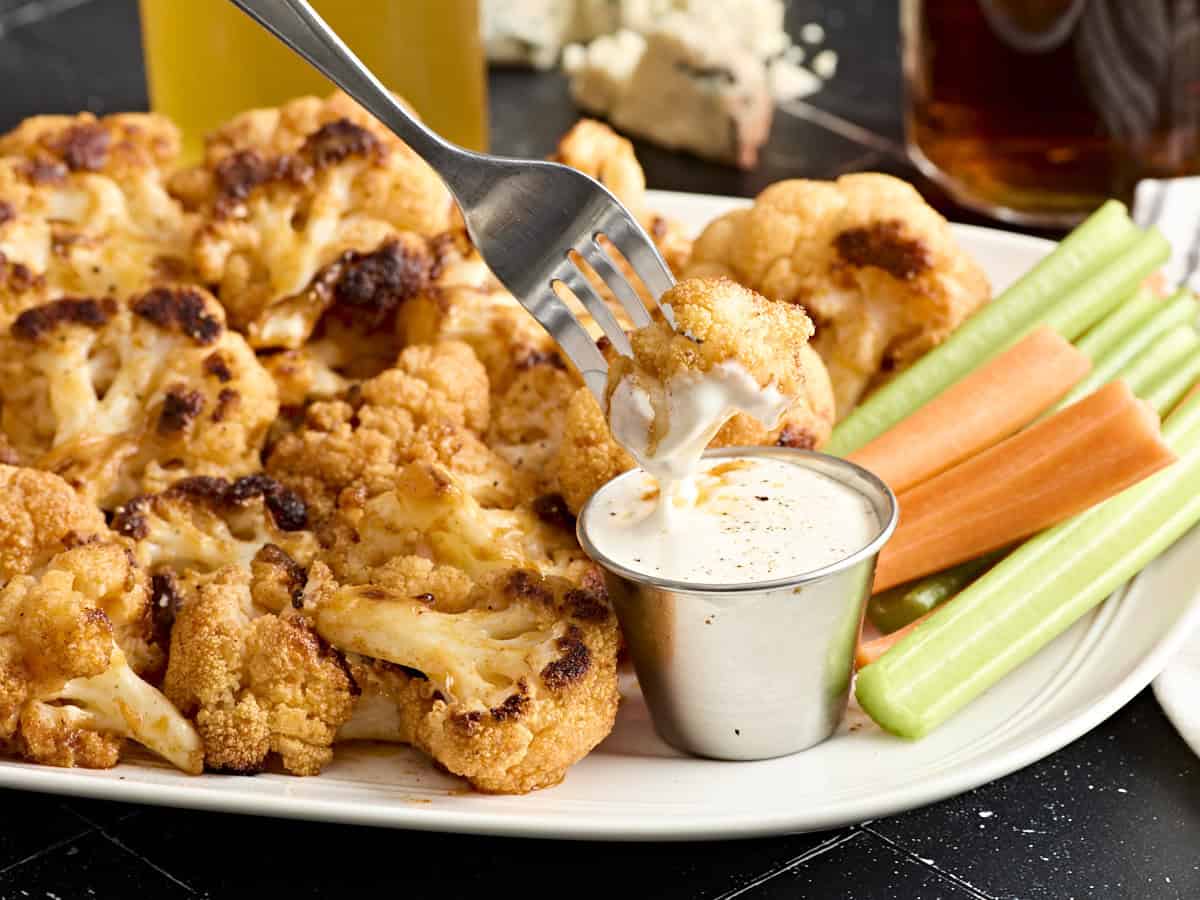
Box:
1154, 631, 1200, 758
3, 190, 1199, 841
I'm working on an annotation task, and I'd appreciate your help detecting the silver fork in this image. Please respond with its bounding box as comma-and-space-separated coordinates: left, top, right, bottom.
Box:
230, 0, 675, 401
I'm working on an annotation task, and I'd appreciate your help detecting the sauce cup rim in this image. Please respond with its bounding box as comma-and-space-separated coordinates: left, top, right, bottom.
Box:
576, 446, 899, 595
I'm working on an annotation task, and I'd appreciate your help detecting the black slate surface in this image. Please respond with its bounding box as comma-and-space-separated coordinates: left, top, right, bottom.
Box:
0, 1, 1198, 898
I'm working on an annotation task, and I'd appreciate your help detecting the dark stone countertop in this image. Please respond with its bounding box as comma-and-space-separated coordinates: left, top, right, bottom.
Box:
0, 1, 1197, 898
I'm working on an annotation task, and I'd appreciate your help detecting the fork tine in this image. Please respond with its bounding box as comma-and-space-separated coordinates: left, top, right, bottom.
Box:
557, 261, 633, 357
577, 239, 652, 329
601, 216, 676, 306
523, 289, 610, 401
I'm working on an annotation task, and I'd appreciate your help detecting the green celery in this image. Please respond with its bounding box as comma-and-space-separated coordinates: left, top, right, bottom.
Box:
1119, 327, 1200, 400
1074, 287, 1157, 360
856, 390, 1200, 739
827, 203, 1144, 456
1144, 352, 1200, 414
867, 551, 1004, 634
1054, 289, 1196, 411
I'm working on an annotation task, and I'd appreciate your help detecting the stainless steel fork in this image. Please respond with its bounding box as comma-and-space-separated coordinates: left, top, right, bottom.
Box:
230, 0, 675, 401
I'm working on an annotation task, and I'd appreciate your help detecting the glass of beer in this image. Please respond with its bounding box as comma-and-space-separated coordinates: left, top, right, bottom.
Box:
903, 0, 1200, 226
139, 0, 488, 162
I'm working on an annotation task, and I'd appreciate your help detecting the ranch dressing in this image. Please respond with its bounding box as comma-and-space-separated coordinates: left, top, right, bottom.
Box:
584, 455, 880, 584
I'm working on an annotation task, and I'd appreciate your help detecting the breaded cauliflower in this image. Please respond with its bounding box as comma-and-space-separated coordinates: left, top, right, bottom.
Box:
551, 119, 691, 273
395, 235, 558, 393
303, 562, 620, 793
602, 277, 828, 483
267, 341, 527, 518
0, 113, 196, 309
0, 542, 202, 772
322, 461, 601, 593
163, 558, 358, 775
0, 285, 278, 506
112, 474, 318, 578
172, 92, 455, 336
0, 465, 108, 584
486, 355, 581, 497
685, 173, 991, 415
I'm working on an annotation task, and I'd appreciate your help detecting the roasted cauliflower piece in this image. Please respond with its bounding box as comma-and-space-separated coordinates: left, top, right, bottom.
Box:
0, 465, 108, 584
685, 173, 991, 416
554, 278, 835, 511
163, 559, 358, 775
486, 356, 581, 497
0, 112, 195, 308
267, 341, 527, 518
0, 285, 278, 506
0, 542, 202, 772
323, 461, 601, 592
112, 474, 317, 578
551, 119, 691, 273
173, 92, 455, 336
303, 562, 620, 793
603, 277, 830, 481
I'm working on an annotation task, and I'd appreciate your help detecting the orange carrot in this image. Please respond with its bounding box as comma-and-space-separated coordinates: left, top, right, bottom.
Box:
1144, 270, 1169, 297
848, 326, 1091, 495
873, 380, 1177, 592
857, 612, 932, 669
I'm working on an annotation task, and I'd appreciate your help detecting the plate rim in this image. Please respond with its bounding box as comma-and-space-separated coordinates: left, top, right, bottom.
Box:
0, 189, 1194, 841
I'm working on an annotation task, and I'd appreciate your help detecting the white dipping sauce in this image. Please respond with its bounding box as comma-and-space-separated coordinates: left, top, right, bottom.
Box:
584, 455, 879, 584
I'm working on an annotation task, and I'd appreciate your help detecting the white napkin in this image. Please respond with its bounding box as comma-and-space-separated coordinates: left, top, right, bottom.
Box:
1133, 176, 1200, 292
1136, 177, 1200, 754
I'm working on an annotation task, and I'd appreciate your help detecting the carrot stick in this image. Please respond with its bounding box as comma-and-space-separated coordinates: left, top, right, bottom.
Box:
873, 380, 1177, 592
857, 612, 932, 669
848, 326, 1090, 494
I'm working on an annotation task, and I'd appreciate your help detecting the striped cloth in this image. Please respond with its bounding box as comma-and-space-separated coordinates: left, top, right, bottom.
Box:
1134, 177, 1200, 292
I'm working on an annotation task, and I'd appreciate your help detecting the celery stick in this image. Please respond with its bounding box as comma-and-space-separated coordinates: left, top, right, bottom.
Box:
1041, 229, 1171, 341
1144, 353, 1200, 415
856, 390, 1200, 739
826, 202, 1138, 455
867, 551, 1004, 634
1054, 290, 1197, 411
1119, 327, 1200, 399
1074, 287, 1157, 360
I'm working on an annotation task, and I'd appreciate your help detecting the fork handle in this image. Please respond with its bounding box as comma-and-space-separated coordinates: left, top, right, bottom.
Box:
229, 0, 463, 175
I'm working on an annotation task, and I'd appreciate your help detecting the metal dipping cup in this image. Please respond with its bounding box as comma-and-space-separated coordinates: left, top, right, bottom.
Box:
577, 447, 898, 761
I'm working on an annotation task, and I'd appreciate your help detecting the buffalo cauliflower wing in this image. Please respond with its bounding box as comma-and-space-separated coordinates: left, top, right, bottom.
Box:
172, 92, 455, 337
267, 341, 527, 518
112, 474, 318, 578
685, 173, 990, 416
162, 558, 358, 775
0, 112, 196, 311
0, 542, 202, 772
322, 461, 601, 593
0, 285, 278, 506
303, 562, 619, 793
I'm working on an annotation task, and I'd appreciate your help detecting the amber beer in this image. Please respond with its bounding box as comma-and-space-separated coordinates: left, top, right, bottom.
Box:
904, 0, 1200, 226
139, 0, 488, 162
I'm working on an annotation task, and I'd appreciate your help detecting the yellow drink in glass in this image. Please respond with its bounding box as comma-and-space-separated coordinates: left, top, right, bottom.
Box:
139, 0, 487, 162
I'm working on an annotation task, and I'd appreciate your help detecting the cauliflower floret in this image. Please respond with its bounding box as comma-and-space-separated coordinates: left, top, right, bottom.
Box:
0, 113, 196, 308
486, 356, 581, 497
267, 341, 527, 519
551, 119, 691, 273
0, 543, 202, 772
112, 474, 318, 578
172, 92, 455, 335
322, 461, 602, 593
395, 238, 558, 393
0, 285, 278, 506
303, 562, 620, 793
162, 560, 358, 775
685, 173, 991, 416
0, 465, 108, 584
601, 277, 831, 485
